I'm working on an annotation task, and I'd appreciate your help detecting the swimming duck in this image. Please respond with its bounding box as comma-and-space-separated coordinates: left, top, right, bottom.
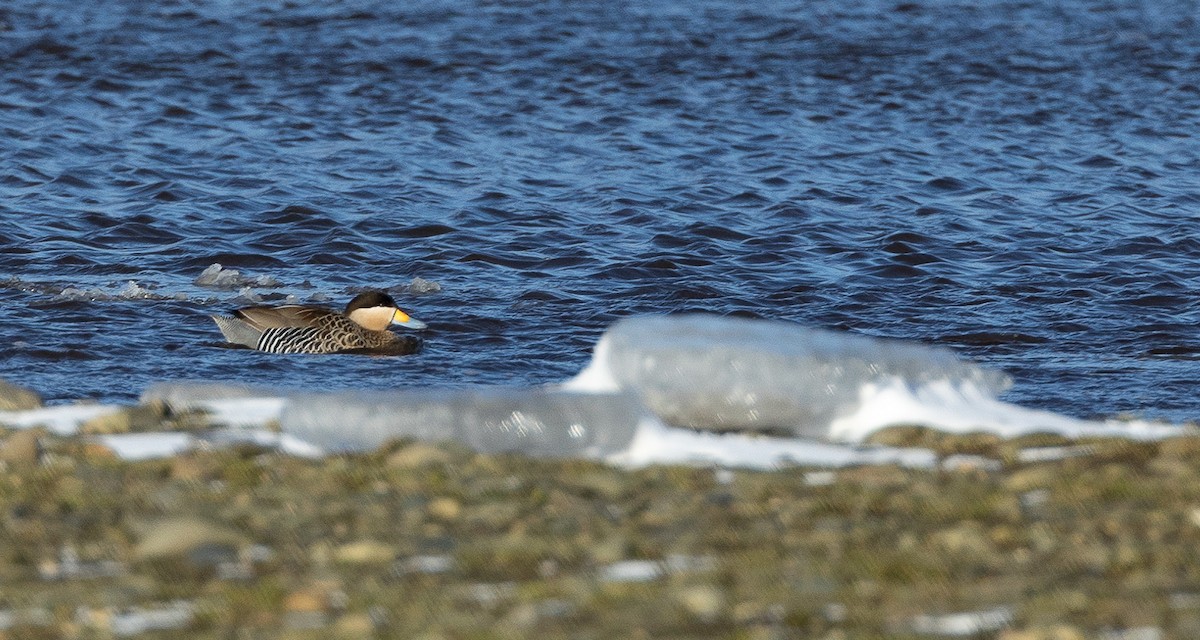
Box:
211, 291, 427, 354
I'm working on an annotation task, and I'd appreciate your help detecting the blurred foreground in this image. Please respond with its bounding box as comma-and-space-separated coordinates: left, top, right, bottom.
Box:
0, 421, 1196, 639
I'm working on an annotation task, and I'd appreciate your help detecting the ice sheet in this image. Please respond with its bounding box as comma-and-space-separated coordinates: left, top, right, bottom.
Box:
565, 314, 1011, 436
567, 314, 1189, 444
281, 388, 643, 458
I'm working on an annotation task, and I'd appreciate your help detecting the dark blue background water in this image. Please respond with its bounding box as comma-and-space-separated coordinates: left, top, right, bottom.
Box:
1, 0, 1198, 422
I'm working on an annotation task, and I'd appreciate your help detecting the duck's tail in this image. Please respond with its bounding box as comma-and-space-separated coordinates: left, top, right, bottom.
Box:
211, 315, 263, 349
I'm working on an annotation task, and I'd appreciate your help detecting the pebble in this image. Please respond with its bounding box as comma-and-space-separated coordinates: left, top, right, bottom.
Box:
107, 601, 194, 636
910, 606, 1013, 636
283, 589, 330, 630
427, 497, 462, 521
169, 454, 218, 482
1096, 628, 1163, 640
675, 585, 725, 621
284, 589, 326, 614
999, 626, 1086, 640
333, 540, 396, 565
283, 610, 327, 630
386, 442, 453, 468
1004, 466, 1060, 492
82, 442, 119, 460
333, 612, 376, 637
392, 554, 454, 576
932, 522, 996, 559
80, 403, 166, 434
835, 464, 911, 487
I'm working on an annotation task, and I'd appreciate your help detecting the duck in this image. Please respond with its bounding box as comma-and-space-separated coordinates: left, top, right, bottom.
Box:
211, 290, 427, 355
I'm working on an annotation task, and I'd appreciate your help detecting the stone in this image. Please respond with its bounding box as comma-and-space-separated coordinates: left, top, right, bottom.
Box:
0, 429, 42, 467
386, 443, 452, 469
864, 425, 933, 448
835, 464, 911, 488
169, 454, 219, 483
133, 517, 246, 562
0, 379, 41, 411
1157, 436, 1200, 460
932, 522, 996, 561
80, 402, 167, 434
1004, 466, 1059, 493
82, 442, 118, 460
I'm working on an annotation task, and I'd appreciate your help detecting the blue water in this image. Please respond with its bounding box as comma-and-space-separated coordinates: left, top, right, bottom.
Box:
1, 0, 1198, 423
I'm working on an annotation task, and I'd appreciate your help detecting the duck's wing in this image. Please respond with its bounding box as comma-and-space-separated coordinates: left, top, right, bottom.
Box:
232, 305, 337, 330
211, 315, 264, 348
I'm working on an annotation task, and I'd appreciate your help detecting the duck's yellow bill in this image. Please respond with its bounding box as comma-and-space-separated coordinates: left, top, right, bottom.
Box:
392, 309, 428, 330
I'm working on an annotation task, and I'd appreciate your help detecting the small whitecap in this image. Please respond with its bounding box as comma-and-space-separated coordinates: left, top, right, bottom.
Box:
407, 277, 442, 294
234, 287, 262, 303
119, 281, 152, 299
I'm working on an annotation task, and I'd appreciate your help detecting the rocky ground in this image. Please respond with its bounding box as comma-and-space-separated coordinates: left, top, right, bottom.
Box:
0, 385, 1196, 639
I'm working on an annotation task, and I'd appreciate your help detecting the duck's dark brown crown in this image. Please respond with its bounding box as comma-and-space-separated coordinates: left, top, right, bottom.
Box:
345, 290, 397, 313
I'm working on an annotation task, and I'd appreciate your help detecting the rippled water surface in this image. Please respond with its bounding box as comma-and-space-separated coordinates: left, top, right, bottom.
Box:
1, 0, 1199, 421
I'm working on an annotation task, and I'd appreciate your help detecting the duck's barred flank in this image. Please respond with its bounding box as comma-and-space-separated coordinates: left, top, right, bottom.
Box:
250, 312, 405, 353
255, 316, 399, 354
256, 327, 334, 354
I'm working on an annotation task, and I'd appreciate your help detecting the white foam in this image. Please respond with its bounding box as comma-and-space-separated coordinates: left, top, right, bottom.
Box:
0, 404, 123, 435
828, 378, 1189, 443
57, 281, 167, 302
92, 433, 194, 461
405, 277, 442, 294
606, 417, 937, 470
194, 263, 280, 289
118, 280, 155, 299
